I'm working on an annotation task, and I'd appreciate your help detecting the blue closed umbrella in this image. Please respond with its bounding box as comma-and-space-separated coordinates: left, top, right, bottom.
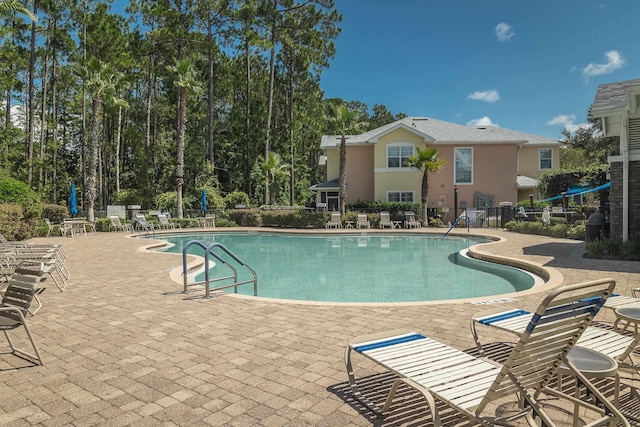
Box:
201, 189, 207, 213
69, 183, 78, 217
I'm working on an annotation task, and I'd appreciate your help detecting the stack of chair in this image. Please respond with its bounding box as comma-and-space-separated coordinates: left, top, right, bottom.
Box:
0, 234, 68, 292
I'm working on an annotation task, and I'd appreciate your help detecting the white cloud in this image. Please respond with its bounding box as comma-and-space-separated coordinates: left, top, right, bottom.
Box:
468, 89, 500, 103
546, 113, 591, 134
467, 116, 499, 127
495, 22, 514, 42
582, 50, 625, 80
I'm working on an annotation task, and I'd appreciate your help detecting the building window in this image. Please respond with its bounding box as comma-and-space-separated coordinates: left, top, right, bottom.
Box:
387, 191, 414, 202
387, 144, 414, 168
454, 148, 472, 184
539, 148, 552, 169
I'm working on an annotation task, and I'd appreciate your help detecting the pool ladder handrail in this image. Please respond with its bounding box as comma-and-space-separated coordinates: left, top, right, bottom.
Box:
443, 215, 470, 237
182, 241, 257, 298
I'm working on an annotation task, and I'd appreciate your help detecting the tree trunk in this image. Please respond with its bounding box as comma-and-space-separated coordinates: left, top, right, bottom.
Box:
264, 13, 277, 205
86, 95, 101, 223
421, 171, 429, 226
115, 105, 122, 192
339, 136, 346, 214
176, 87, 186, 218
26, 0, 38, 185
244, 38, 251, 195
207, 20, 215, 168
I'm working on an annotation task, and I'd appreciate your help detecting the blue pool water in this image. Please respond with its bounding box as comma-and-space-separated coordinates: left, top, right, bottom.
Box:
153, 233, 535, 303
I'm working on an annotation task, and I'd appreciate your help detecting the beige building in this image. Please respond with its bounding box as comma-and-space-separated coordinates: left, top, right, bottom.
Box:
312, 116, 562, 221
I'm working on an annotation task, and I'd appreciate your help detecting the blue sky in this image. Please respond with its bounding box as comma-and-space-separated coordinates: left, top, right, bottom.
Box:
320, 0, 640, 139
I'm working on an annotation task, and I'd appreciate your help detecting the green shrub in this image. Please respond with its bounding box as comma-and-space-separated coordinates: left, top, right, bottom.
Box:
0, 177, 42, 219
566, 222, 585, 240
429, 217, 444, 227
224, 191, 251, 209
42, 203, 68, 223
112, 189, 145, 207
586, 238, 640, 261
260, 210, 327, 228
0, 203, 37, 240
214, 218, 237, 227
227, 209, 261, 226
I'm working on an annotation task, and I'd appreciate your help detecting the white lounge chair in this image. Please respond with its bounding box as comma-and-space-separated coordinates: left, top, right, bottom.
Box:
378, 212, 393, 229
356, 213, 370, 229
109, 216, 133, 232
346, 279, 627, 426
404, 211, 420, 228
134, 214, 157, 232
472, 305, 640, 377
325, 212, 341, 229
158, 214, 179, 229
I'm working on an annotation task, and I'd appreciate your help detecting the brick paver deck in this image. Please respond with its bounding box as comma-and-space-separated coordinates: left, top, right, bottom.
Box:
1, 228, 638, 426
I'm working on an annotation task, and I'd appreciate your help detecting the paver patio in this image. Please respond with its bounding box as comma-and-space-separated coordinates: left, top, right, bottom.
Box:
0, 227, 638, 426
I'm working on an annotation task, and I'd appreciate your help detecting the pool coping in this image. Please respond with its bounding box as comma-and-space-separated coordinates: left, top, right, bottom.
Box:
132, 227, 563, 306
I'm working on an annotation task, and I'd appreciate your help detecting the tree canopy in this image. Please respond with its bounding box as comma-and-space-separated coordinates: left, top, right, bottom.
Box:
0, 0, 408, 214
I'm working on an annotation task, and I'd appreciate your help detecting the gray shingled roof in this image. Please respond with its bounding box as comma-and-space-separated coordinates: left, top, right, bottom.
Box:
320, 116, 561, 149
592, 79, 640, 112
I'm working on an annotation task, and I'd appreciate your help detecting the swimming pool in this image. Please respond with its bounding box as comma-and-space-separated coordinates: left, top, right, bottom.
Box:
153, 232, 537, 303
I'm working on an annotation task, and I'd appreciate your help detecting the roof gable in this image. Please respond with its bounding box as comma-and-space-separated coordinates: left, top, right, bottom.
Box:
320, 116, 561, 149
592, 78, 640, 114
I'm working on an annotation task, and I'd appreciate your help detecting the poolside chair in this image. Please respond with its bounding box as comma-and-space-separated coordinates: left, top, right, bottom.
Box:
346, 279, 628, 426
134, 214, 157, 232
379, 211, 393, 229
404, 211, 420, 228
158, 214, 179, 229
109, 216, 133, 232
325, 212, 342, 229
471, 287, 640, 377
356, 213, 370, 229
0, 274, 45, 365
0, 248, 67, 292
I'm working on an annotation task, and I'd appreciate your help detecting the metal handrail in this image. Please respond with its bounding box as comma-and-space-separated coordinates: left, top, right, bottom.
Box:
182, 241, 257, 298
443, 215, 470, 237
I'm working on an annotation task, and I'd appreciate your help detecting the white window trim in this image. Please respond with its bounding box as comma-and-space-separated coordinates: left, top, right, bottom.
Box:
539, 148, 553, 170
454, 147, 473, 185
386, 191, 415, 203
386, 142, 415, 170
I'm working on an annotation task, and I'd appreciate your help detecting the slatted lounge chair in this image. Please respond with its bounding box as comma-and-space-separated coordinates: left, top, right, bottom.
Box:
346, 279, 628, 426
134, 214, 157, 232
325, 212, 341, 229
404, 211, 420, 228
0, 248, 67, 292
109, 215, 133, 232
356, 213, 370, 229
158, 214, 178, 229
471, 293, 640, 376
379, 211, 393, 229
0, 275, 45, 366
464, 209, 485, 227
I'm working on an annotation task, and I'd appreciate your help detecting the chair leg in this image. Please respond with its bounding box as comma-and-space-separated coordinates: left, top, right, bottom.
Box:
3, 325, 44, 366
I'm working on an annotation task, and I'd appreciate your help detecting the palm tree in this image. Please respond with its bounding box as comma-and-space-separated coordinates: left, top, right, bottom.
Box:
328, 105, 367, 214
73, 58, 122, 223
0, 0, 37, 20
167, 59, 203, 218
405, 147, 446, 226
256, 151, 290, 205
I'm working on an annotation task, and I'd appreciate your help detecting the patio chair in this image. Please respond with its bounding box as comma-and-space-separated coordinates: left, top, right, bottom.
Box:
404, 211, 420, 228
44, 218, 58, 237
158, 214, 178, 229
134, 214, 157, 232
325, 212, 342, 229
0, 248, 67, 292
378, 211, 393, 229
109, 216, 133, 232
345, 279, 627, 426
0, 274, 45, 365
356, 213, 370, 229
471, 290, 640, 377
